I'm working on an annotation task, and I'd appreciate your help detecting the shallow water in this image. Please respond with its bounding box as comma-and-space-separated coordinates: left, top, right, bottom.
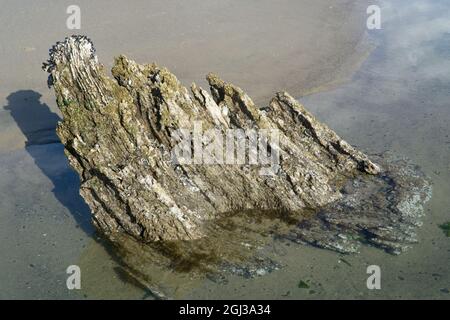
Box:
170, 0, 450, 299
290, 0, 450, 299
1, 0, 449, 299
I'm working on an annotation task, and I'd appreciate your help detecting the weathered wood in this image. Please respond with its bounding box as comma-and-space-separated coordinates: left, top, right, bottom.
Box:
43, 36, 431, 296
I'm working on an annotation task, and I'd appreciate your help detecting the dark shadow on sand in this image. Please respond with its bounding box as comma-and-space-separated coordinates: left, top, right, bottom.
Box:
4, 90, 93, 234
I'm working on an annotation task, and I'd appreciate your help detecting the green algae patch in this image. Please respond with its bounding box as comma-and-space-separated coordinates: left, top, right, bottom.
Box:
439, 222, 450, 237
298, 280, 310, 289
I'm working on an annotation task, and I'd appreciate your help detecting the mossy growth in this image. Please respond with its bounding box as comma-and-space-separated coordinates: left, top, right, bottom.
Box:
298, 280, 310, 289
439, 222, 450, 237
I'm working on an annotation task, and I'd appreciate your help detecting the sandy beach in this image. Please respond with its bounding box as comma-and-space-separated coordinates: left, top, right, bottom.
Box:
0, 0, 448, 299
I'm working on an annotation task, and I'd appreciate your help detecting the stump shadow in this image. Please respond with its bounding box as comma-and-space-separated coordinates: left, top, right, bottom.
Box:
4, 90, 93, 234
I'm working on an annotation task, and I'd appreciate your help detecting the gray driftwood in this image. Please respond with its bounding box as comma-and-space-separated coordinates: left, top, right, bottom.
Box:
44, 36, 431, 298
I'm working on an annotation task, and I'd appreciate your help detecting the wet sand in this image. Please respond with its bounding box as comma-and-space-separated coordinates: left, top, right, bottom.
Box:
1, 0, 449, 299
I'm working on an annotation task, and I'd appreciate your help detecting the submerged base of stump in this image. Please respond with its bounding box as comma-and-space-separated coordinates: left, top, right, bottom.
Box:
44, 36, 431, 299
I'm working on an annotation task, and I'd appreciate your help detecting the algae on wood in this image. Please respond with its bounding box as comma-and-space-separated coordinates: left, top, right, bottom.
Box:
44, 36, 431, 298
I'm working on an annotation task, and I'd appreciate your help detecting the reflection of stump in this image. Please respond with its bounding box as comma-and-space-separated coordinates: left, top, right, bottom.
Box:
44, 36, 431, 298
